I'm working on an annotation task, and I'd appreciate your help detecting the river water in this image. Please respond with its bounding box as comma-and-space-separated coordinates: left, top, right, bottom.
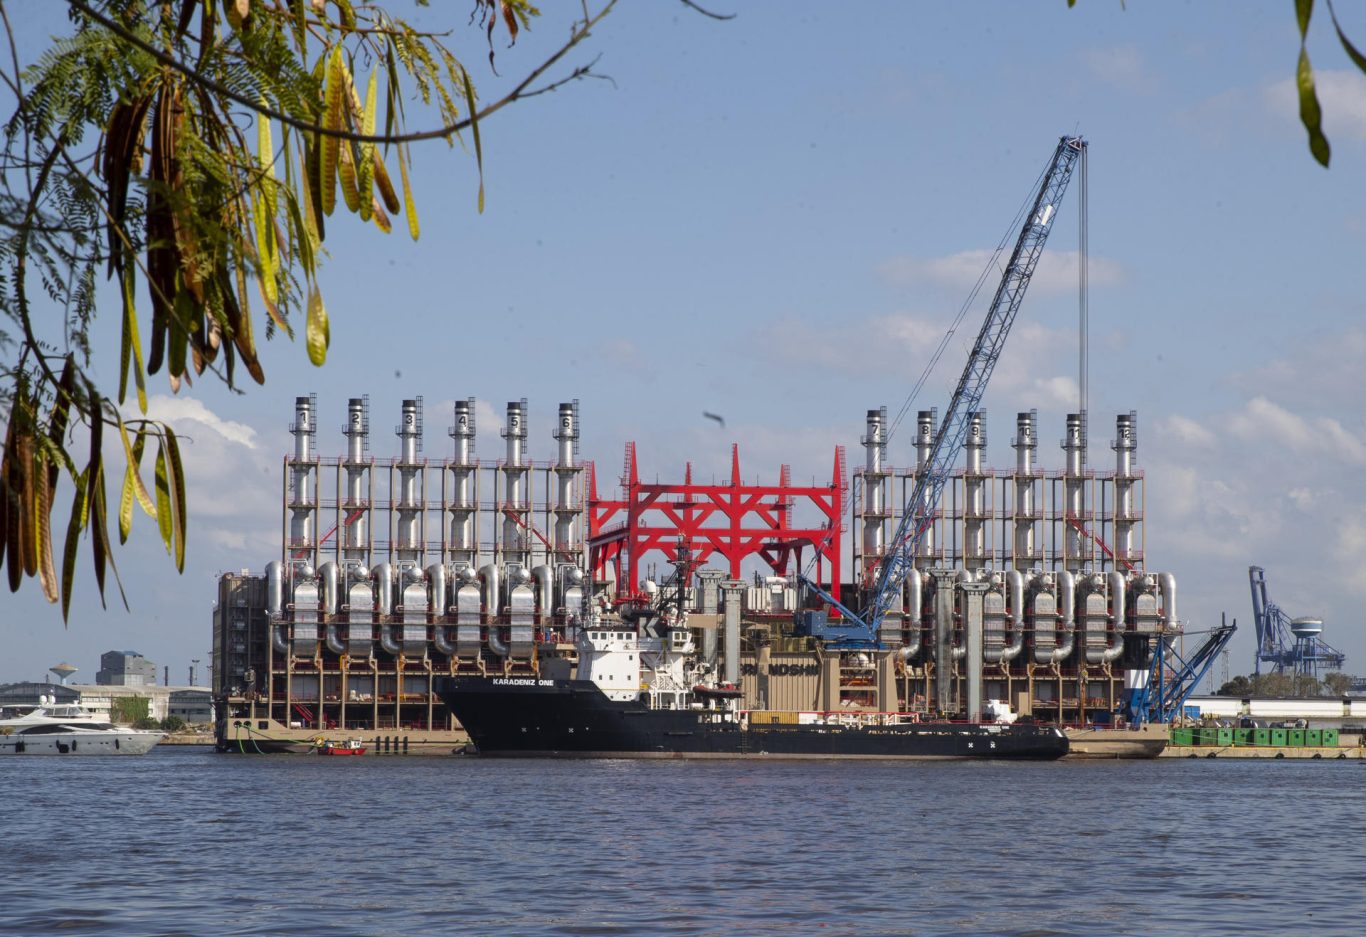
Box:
0, 748, 1361, 936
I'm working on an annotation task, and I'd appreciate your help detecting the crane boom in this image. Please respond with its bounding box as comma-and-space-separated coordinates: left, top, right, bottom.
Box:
800, 135, 1086, 642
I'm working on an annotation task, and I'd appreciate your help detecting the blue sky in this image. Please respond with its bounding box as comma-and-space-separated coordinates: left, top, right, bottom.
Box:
5, 1, 1366, 687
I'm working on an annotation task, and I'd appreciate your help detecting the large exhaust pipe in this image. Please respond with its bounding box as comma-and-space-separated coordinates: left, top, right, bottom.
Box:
862, 408, 886, 572
448, 398, 477, 567
395, 398, 424, 566
1112, 412, 1137, 567
288, 396, 316, 564
1062, 413, 1085, 572
964, 411, 986, 571
342, 397, 370, 568
1011, 410, 1037, 569
1052, 569, 1077, 664
914, 410, 937, 562
500, 400, 528, 564
552, 401, 580, 557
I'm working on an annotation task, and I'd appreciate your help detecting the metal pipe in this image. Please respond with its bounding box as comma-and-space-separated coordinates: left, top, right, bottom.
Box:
342, 397, 370, 564
1103, 570, 1126, 662
1062, 413, 1085, 570
395, 399, 423, 563
448, 398, 477, 566
553, 402, 579, 554
479, 564, 508, 656
1052, 569, 1076, 664
721, 580, 744, 685
914, 411, 936, 560
900, 570, 924, 659
1011, 410, 1037, 566
964, 411, 986, 570
430, 558, 455, 655
862, 408, 885, 563
320, 561, 345, 654
288, 396, 316, 556
1001, 569, 1025, 661
532, 564, 554, 622
1113, 412, 1137, 563
500, 401, 528, 561
266, 560, 289, 654
1159, 571, 1177, 629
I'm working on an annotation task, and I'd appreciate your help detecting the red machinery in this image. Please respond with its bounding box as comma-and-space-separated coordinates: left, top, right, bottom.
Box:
588, 442, 847, 597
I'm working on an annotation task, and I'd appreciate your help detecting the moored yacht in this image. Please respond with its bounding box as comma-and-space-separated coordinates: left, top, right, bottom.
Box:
0, 698, 164, 755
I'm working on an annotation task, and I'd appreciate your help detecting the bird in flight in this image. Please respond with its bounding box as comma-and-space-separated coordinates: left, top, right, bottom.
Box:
703, 411, 725, 428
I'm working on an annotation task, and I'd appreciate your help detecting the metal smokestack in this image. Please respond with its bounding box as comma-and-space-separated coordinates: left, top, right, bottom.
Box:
963, 410, 986, 571
1112, 412, 1137, 566
448, 398, 477, 567
501, 400, 528, 562
552, 401, 580, 555
914, 409, 937, 561
342, 397, 370, 566
1063, 412, 1086, 571
862, 408, 886, 567
1011, 410, 1037, 569
288, 395, 317, 562
395, 398, 424, 565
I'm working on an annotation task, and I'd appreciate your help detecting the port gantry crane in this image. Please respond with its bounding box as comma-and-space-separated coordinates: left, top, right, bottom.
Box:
1249, 565, 1345, 678
797, 135, 1087, 646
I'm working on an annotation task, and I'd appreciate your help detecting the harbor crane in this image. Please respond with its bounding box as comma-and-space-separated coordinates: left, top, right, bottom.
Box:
1249, 565, 1345, 679
798, 135, 1087, 644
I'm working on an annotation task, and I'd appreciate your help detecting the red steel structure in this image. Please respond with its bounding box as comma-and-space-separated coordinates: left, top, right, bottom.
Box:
588, 443, 848, 597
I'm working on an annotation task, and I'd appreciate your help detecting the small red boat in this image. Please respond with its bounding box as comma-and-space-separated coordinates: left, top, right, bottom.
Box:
316, 738, 367, 756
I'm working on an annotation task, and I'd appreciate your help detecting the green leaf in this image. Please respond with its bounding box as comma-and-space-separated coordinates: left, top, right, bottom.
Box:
460, 66, 485, 214
121, 266, 147, 414
1297, 47, 1331, 167
119, 463, 135, 543
163, 424, 187, 572
398, 142, 420, 241
357, 69, 378, 221
1296, 0, 1313, 38
117, 418, 155, 516
61, 470, 88, 623
1327, 1, 1366, 73
154, 439, 173, 556
322, 46, 344, 216
307, 284, 329, 366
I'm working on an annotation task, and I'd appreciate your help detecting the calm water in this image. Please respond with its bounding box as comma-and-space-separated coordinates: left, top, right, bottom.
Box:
1, 748, 1362, 936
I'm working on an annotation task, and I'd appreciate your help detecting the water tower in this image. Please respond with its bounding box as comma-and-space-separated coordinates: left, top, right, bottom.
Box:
49, 662, 77, 685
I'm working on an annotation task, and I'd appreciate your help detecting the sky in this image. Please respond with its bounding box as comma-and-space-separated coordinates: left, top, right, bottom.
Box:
4, 1, 1366, 687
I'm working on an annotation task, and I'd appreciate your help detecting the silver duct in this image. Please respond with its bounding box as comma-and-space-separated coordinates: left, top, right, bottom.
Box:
395, 398, 424, 565
961, 580, 988, 721
321, 561, 345, 655
375, 562, 401, 656
533, 564, 555, 622
552, 401, 580, 556
346, 569, 374, 659
964, 411, 986, 570
1080, 572, 1111, 665
342, 397, 370, 567
1011, 411, 1037, 568
931, 568, 958, 713
447, 398, 477, 567
862, 408, 886, 565
1159, 572, 1177, 629
1053, 569, 1077, 664
507, 563, 536, 657
429, 563, 456, 655
1001, 569, 1025, 662
500, 400, 529, 564
292, 574, 320, 656
900, 569, 923, 659
1029, 572, 1059, 665
266, 560, 288, 654
453, 564, 482, 656
400, 565, 428, 657
1103, 569, 1126, 662
1062, 413, 1085, 571
480, 564, 507, 656
1112, 412, 1137, 566
288, 396, 317, 561
914, 411, 937, 561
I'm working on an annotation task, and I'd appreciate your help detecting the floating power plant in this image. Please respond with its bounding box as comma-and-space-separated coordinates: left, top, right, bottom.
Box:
211, 393, 1179, 752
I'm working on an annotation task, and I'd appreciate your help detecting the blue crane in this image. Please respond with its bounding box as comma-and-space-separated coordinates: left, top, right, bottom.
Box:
1124, 617, 1237, 724
1249, 565, 1345, 678
798, 135, 1087, 644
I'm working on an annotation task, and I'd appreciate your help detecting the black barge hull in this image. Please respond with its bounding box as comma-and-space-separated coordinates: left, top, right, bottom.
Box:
435, 676, 1068, 760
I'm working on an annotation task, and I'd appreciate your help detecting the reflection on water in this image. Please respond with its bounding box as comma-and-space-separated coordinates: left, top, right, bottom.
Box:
1, 749, 1362, 936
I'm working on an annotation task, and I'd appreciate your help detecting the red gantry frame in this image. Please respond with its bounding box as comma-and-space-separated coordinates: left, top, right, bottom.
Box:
588, 442, 848, 598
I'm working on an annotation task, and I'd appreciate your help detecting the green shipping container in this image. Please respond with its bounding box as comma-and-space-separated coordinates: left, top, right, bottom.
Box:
1216, 728, 1234, 746
1171, 728, 1193, 746
1289, 729, 1306, 747
1233, 728, 1253, 745
1196, 727, 1216, 746
1271, 728, 1288, 747
1253, 728, 1271, 747
1323, 728, 1340, 747
1306, 729, 1322, 747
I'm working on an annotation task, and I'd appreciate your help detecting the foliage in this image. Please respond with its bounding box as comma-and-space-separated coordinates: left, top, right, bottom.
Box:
160, 713, 186, 731
0, 0, 620, 617
1216, 672, 1347, 698
1322, 671, 1355, 697
110, 693, 149, 723
134, 715, 160, 729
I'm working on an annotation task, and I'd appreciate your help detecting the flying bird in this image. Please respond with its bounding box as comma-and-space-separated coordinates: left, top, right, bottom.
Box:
703, 411, 726, 428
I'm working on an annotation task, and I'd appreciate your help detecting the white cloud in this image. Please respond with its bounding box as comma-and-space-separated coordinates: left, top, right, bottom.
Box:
1081, 45, 1151, 92
1226, 396, 1366, 466
1161, 414, 1216, 448
143, 395, 258, 449
1266, 68, 1366, 141
878, 248, 1124, 296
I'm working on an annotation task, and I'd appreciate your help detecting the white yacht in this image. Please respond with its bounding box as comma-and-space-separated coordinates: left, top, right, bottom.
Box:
0, 698, 163, 755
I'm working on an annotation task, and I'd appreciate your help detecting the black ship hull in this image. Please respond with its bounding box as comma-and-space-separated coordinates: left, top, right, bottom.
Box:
435, 676, 1068, 760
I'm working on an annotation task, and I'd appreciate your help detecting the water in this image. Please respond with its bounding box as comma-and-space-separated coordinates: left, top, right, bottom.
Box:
1, 749, 1362, 936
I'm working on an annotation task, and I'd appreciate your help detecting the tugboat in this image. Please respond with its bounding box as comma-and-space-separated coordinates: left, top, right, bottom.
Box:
436, 613, 1067, 760
315, 738, 367, 756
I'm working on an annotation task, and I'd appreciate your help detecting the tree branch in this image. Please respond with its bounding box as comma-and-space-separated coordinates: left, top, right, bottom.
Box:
63, 0, 617, 145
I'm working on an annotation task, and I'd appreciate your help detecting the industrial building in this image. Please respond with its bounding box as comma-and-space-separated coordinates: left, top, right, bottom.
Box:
212, 393, 1179, 749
